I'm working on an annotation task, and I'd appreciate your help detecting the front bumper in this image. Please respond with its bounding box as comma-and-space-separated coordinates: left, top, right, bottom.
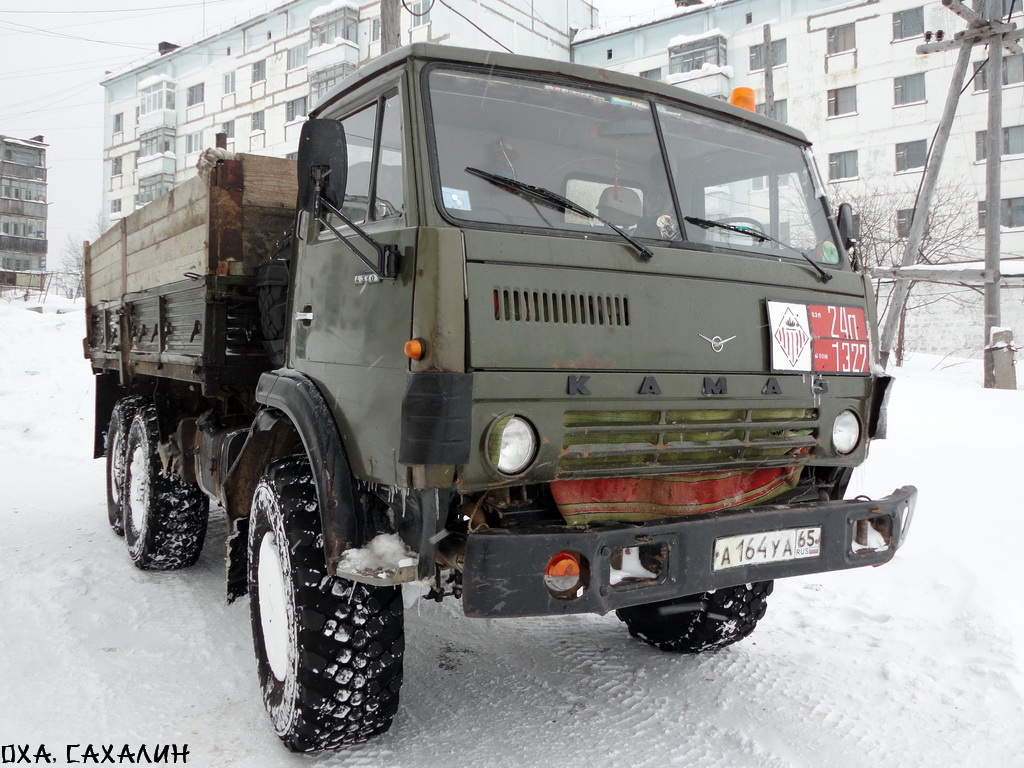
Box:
462, 486, 916, 618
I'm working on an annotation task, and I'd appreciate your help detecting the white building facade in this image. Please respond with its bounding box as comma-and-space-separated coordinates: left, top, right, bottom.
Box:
572, 0, 1024, 359
101, 0, 597, 226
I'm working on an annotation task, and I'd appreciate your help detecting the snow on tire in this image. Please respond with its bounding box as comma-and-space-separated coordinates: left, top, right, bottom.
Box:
616, 581, 773, 654
122, 404, 209, 570
247, 456, 404, 752
104, 395, 147, 536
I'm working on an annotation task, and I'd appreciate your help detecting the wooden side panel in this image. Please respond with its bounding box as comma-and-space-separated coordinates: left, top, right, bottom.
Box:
86, 154, 296, 301
124, 178, 210, 294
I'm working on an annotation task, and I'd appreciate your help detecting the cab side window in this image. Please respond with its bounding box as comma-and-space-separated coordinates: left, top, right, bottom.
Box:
375, 93, 404, 219
339, 103, 378, 225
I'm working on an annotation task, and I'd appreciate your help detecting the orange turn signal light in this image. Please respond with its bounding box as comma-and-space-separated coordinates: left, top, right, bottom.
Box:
544, 550, 586, 597
729, 87, 756, 112
404, 338, 426, 360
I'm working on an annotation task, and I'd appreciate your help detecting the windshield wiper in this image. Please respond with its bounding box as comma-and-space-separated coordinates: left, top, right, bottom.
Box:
684, 215, 832, 283
465, 166, 653, 262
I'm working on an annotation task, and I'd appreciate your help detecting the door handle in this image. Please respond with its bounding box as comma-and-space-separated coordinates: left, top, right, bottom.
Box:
295, 306, 314, 326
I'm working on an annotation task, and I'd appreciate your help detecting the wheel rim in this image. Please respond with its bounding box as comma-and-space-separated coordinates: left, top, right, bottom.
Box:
127, 442, 148, 537
109, 429, 125, 507
257, 531, 291, 682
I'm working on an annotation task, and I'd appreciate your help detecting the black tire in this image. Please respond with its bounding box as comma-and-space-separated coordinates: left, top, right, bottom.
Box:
104, 395, 147, 536
122, 404, 209, 570
247, 456, 405, 752
616, 581, 773, 654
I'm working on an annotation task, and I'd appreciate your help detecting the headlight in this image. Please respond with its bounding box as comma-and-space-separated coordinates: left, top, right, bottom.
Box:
487, 415, 538, 474
832, 410, 861, 455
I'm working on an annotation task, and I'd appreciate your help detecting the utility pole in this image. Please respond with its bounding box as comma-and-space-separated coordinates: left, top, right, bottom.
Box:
381, 0, 401, 53
879, 0, 1023, 387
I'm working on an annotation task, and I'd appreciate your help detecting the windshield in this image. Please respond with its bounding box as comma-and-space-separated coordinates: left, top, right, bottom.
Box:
427, 66, 839, 265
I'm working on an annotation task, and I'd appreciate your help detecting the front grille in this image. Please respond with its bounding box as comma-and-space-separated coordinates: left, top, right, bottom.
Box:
559, 407, 819, 473
494, 288, 629, 327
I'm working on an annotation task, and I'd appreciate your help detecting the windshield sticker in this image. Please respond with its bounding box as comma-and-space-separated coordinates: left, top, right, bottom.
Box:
768, 301, 869, 374
442, 187, 472, 211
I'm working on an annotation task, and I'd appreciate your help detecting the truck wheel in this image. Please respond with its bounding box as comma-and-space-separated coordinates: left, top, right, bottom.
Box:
122, 404, 209, 570
616, 581, 773, 654
105, 395, 147, 536
247, 456, 403, 753
248, 456, 404, 752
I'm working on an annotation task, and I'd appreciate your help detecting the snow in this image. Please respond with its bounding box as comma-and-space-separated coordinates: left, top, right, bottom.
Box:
2, 296, 1024, 766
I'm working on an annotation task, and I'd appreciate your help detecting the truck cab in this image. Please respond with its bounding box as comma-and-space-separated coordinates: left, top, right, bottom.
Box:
89, 43, 915, 752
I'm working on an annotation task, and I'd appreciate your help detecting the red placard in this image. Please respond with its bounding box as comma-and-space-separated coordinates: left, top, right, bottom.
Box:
807, 305, 868, 373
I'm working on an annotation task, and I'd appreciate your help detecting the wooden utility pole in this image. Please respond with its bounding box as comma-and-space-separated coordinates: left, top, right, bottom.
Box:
381, 0, 401, 53
879, 0, 1023, 387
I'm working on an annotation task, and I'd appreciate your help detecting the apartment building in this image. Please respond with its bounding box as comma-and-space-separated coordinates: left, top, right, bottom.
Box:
571, 0, 1024, 357
0, 134, 47, 275
100, 0, 597, 227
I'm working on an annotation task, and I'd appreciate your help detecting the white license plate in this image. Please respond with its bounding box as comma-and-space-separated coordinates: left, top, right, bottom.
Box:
713, 527, 821, 571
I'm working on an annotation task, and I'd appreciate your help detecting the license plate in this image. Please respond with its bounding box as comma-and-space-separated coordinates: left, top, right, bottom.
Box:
713, 527, 821, 571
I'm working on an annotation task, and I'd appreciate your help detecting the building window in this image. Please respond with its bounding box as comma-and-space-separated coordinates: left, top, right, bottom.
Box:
893, 8, 924, 40
287, 43, 309, 70
896, 208, 915, 238
755, 99, 788, 123
639, 67, 663, 80
827, 23, 856, 54
221, 120, 235, 140
976, 124, 1024, 160
895, 140, 928, 172
185, 131, 203, 155
251, 111, 265, 133
111, 199, 122, 214
828, 150, 858, 180
138, 127, 175, 157
111, 156, 123, 177
113, 113, 124, 134
827, 86, 857, 116
974, 53, 1024, 91
139, 79, 175, 115
669, 35, 727, 74
310, 62, 356, 103
224, 71, 236, 95
252, 59, 266, 83
286, 97, 308, 122
312, 6, 359, 46
186, 83, 205, 107
894, 73, 926, 105
411, 0, 431, 26
1004, 0, 1022, 15
979, 197, 1024, 228
749, 39, 787, 70
136, 174, 174, 207
371, 17, 381, 42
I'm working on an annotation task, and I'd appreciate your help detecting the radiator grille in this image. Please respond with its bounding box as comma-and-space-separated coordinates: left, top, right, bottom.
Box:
559, 408, 819, 473
494, 288, 629, 327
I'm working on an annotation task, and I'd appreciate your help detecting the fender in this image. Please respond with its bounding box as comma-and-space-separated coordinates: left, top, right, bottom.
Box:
255, 369, 363, 573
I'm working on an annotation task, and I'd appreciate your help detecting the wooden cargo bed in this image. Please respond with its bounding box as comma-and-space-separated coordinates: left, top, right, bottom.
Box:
85, 154, 296, 396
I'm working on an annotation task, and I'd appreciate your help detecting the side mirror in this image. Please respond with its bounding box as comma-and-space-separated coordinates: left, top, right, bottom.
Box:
837, 202, 857, 251
297, 119, 348, 211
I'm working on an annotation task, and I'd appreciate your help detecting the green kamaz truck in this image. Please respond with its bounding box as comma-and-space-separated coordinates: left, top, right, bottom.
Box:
85, 44, 916, 751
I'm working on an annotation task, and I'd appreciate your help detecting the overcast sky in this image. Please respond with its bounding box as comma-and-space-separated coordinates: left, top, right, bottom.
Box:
0, 0, 668, 265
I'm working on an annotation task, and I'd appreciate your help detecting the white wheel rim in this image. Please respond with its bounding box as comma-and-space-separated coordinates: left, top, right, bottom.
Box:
127, 443, 148, 536
258, 531, 291, 682
109, 430, 124, 506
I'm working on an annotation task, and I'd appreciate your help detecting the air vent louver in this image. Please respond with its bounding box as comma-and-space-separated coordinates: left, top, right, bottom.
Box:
493, 288, 629, 327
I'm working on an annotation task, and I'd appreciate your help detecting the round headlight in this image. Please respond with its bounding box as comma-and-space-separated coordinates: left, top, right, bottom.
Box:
832, 410, 861, 455
487, 415, 538, 475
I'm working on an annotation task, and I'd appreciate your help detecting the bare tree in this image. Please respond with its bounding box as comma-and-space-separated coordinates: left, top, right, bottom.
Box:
831, 181, 983, 364
56, 233, 85, 300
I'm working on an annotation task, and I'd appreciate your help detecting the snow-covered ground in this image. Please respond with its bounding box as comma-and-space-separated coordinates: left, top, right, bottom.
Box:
2, 297, 1023, 767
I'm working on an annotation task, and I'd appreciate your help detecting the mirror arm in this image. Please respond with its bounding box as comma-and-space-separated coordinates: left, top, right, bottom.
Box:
311, 168, 400, 283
